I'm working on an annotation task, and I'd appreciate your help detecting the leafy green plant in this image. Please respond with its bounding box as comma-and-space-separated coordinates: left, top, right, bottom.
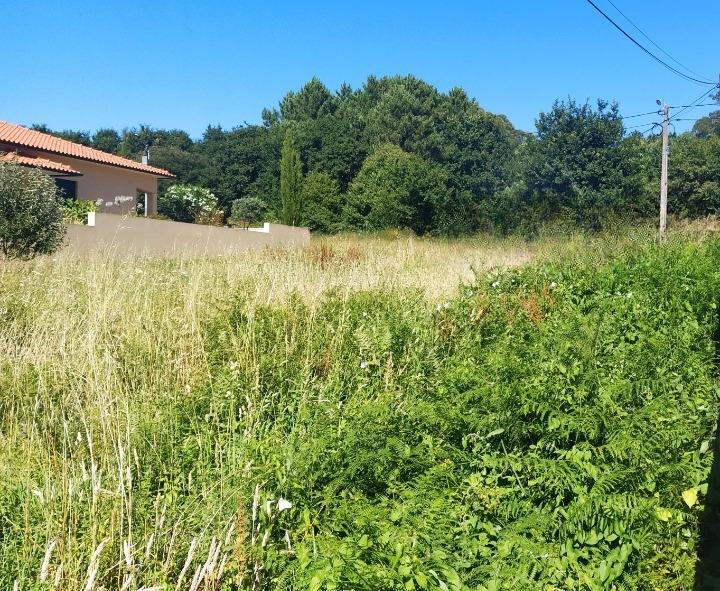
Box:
61, 198, 95, 224
230, 196, 268, 228
204, 237, 720, 590
300, 171, 341, 233
344, 143, 449, 235
1, 231, 720, 589
0, 161, 66, 258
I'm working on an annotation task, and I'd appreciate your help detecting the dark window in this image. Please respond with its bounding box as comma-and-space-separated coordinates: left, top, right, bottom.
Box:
55, 179, 77, 199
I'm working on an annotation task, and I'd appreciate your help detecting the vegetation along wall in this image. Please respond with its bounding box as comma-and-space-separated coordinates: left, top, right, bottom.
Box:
33, 76, 720, 235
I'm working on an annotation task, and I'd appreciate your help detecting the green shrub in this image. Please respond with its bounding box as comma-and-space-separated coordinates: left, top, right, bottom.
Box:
344, 144, 450, 235
300, 170, 341, 232
0, 161, 65, 258
230, 196, 268, 228
2, 234, 720, 589
511, 99, 647, 231
204, 237, 720, 590
61, 198, 95, 224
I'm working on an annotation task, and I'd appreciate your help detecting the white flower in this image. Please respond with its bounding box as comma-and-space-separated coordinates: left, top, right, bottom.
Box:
263, 500, 273, 517
278, 498, 292, 512
491, 281, 501, 289
360, 361, 368, 369
549, 282, 557, 289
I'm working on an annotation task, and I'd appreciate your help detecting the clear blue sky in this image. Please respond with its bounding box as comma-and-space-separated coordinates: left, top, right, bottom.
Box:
2, 0, 717, 138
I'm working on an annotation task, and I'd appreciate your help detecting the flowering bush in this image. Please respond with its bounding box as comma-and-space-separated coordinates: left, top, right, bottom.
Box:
94, 195, 135, 214
158, 184, 220, 224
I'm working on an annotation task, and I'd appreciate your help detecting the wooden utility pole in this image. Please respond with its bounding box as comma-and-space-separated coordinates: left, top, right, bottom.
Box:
659, 101, 670, 236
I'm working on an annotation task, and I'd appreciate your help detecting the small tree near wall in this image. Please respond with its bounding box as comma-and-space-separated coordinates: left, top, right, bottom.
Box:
230, 197, 268, 229
0, 161, 66, 259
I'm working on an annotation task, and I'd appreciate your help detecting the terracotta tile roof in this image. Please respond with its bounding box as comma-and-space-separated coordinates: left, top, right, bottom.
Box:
0, 151, 83, 175
0, 120, 174, 177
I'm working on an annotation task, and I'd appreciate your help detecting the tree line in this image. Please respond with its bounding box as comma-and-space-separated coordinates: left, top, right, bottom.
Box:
35, 75, 720, 234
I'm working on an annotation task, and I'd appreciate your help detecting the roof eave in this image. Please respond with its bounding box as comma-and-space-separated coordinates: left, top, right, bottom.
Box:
0, 140, 175, 178
47, 170, 84, 177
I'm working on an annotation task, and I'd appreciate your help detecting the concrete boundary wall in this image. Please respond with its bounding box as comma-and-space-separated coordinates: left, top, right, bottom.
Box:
65, 214, 310, 256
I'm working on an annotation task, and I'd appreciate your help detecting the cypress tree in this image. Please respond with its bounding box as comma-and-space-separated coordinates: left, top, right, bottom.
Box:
280, 130, 303, 225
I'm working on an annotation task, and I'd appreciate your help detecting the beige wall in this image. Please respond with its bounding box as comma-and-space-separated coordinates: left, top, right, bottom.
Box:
65, 214, 310, 256
0, 144, 159, 215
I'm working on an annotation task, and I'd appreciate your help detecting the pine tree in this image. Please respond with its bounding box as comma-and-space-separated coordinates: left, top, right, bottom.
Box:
280, 130, 303, 225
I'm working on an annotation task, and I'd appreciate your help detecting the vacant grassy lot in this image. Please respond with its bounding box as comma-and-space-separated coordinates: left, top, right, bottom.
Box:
1, 226, 719, 590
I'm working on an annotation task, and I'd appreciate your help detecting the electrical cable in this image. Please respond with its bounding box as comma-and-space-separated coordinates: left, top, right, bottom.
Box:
673, 118, 714, 123
669, 87, 718, 122
604, 0, 711, 81
670, 103, 719, 110
620, 110, 661, 119
624, 122, 661, 130
586, 0, 716, 85
642, 123, 662, 136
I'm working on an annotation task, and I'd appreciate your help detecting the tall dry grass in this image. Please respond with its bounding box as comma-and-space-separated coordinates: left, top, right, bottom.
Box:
0, 225, 687, 589
0, 232, 535, 589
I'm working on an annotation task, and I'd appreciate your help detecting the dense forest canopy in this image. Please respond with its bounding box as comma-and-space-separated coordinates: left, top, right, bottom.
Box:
33, 75, 720, 234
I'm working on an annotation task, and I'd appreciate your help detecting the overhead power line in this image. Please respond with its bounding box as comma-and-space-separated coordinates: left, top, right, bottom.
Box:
669, 87, 718, 122
585, 0, 717, 85
620, 110, 661, 119
670, 103, 719, 110
624, 121, 661, 130
621, 102, 717, 125
604, 0, 711, 81
623, 96, 718, 131
673, 118, 711, 123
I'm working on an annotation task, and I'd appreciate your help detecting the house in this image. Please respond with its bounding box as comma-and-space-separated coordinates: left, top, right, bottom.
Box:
0, 120, 173, 214
0, 120, 310, 255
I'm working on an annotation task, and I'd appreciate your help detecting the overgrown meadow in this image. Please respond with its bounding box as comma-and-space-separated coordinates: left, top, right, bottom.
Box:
1, 229, 719, 590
